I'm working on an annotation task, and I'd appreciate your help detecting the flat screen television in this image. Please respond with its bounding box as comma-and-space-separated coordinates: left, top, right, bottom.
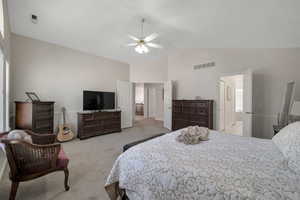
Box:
83, 90, 115, 110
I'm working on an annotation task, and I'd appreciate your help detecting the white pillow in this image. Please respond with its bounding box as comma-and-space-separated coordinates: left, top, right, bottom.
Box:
7, 130, 32, 143
272, 121, 300, 174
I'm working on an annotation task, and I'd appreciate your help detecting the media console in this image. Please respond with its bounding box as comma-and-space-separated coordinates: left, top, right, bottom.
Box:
77, 110, 121, 140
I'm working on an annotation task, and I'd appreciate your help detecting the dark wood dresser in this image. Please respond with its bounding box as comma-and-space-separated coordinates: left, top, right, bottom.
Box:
77, 111, 121, 139
172, 100, 213, 131
15, 101, 55, 134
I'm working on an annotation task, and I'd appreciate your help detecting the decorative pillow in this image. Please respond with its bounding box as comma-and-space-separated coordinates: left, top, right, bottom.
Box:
272, 121, 300, 174
176, 126, 209, 145
7, 130, 32, 143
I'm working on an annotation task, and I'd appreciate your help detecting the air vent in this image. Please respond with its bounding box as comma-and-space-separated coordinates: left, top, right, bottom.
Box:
193, 62, 215, 70
31, 14, 38, 24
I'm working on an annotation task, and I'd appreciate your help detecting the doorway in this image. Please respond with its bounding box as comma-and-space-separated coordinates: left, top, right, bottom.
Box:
134, 82, 164, 124
117, 80, 173, 130
219, 74, 244, 136
134, 83, 145, 121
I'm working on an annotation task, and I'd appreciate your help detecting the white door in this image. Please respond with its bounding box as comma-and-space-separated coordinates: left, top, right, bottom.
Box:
242, 69, 253, 137
164, 81, 173, 130
117, 80, 133, 129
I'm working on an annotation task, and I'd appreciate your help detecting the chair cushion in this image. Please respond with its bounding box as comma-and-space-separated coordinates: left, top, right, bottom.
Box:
56, 148, 69, 168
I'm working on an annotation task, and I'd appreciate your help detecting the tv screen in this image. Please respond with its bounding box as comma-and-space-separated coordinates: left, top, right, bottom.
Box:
83, 91, 115, 110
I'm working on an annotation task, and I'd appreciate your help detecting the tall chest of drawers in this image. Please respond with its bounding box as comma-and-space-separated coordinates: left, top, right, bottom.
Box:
15, 101, 55, 134
172, 100, 213, 131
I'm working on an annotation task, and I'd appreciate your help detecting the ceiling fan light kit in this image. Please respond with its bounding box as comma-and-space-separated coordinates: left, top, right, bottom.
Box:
127, 18, 162, 54
135, 43, 149, 54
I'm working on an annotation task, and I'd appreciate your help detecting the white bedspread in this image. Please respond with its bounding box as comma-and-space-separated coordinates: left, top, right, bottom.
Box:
105, 130, 300, 200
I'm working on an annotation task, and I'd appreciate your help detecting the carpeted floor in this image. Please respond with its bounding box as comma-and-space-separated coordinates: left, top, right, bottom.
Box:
0, 118, 169, 200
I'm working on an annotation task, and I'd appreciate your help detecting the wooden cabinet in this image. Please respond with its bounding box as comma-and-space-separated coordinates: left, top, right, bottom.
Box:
172, 100, 213, 131
77, 111, 121, 139
15, 101, 55, 134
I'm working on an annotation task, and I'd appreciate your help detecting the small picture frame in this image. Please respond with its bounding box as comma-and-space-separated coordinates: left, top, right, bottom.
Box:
25, 92, 40, 102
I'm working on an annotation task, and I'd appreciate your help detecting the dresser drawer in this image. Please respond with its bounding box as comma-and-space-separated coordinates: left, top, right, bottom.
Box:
172, 100, 213, 131
34, 128, 53, 134
82, 114, 94, 121
94, 113, 108, 120
190, 107, 208, 115
34, 104, 53, 113
189, 121, 209, 127
35, 112, 53, 120
34, 119, 52, 130
189, 114, 208, 122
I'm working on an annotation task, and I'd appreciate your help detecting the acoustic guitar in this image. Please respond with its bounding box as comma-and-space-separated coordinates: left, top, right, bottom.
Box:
57, 107, 74, 142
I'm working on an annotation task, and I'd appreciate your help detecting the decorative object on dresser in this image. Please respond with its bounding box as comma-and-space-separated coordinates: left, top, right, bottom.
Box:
273, 125, 284, 135
57, 107, 74, 142
77, 110, 121, 140
278, 81, 295, 127
172, 100, 213, 131
0, 130, 70, 200
15, 101, 55, 134
274, 101, 300, 135
135, 103, 144, 115
25, 92, 40, 102
290, 101, 300, 122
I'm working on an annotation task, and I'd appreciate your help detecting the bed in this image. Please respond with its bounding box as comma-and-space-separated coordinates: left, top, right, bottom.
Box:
105, 126, 300, 200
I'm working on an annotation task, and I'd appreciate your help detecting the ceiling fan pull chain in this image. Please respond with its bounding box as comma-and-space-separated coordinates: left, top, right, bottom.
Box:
141, 18, 145, 38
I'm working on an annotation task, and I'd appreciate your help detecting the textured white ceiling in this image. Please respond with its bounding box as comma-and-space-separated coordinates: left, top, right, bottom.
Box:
7, 0, 300, 63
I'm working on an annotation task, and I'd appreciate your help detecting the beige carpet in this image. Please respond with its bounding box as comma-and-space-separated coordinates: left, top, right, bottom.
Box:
0, 119, 169, 200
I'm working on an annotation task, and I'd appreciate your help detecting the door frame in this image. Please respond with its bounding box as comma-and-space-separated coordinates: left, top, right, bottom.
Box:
217, 71, 244, 131
132, 81, 172, 128
217, 70, 252, 136
218, 80, 226, 131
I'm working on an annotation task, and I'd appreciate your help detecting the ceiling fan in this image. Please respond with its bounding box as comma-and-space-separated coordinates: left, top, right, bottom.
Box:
127, 18, 162, 54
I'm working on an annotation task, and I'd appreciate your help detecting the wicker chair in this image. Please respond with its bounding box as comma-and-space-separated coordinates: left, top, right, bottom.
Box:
0, 131, 70, 200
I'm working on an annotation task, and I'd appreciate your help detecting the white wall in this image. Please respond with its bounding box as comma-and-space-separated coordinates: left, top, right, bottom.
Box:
130, 57, 168, 83
11, 34, 130, 134
168, 48, 300, 139
135, 83, 144, 104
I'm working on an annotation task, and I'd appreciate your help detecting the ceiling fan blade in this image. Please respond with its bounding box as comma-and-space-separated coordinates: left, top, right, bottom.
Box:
127, 43, 138, 46
128, 35, 140, 41
144, 33, 158, 42
146, 42, 163, 48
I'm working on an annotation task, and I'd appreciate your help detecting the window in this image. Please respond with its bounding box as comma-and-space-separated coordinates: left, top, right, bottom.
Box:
235, 88, 243, 112
0, 49, 9, 131
4, 60, 9, 129
0, 0, 4, 37
0, 49, 4, 131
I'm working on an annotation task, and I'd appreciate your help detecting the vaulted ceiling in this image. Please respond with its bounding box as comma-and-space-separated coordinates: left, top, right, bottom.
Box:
8, 0, 300, 63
